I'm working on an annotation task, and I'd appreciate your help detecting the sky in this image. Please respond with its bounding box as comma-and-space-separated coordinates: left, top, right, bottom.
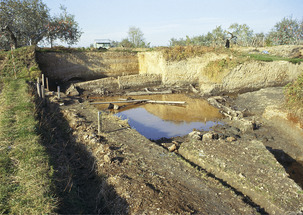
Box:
42, 0, 303, 47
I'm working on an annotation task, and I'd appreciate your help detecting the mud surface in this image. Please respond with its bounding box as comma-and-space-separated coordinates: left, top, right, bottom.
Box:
40, 85, 303, 214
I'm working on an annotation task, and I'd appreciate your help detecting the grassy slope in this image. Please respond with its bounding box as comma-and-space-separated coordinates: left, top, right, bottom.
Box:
0, 47, 58, 213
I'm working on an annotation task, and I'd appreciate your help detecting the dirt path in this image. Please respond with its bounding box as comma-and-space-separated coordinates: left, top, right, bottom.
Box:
45, 93, 262, 214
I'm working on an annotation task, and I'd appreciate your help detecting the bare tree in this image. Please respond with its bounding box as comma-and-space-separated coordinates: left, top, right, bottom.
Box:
225, 31, 237, 48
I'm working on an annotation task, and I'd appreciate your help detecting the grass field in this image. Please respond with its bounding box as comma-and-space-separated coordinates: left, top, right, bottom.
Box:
0, 78, 58, 214
0, 46, 58, 213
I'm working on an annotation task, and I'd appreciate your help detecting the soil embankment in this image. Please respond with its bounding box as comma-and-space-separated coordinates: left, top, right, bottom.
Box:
36, 51, 139, 82
138, 45, 303, 96
36, 45, 303, 97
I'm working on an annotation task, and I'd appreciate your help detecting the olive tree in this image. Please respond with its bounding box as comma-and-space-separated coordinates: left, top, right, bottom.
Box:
211, 25, 227, 47
268, 16, 303, 45
0, 0, 49, 48
0, 0, 82, 49
46, 5, 82, 47
228, 23, 254, 46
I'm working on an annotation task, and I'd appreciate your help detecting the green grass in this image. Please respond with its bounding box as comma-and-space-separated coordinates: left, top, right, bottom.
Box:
0, 48, 58, 213
248, 53, 303, 64
0, 46, 41, 79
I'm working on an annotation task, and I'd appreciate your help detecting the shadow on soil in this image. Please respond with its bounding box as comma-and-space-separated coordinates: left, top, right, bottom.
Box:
35, 97, 129, 214
36, 51, 109, 84
154, 138, 268, 215
178, 152, 268, 214
267, 147, 303, 189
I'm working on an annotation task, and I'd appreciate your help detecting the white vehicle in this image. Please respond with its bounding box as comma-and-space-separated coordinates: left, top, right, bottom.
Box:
94, 39, 111, 49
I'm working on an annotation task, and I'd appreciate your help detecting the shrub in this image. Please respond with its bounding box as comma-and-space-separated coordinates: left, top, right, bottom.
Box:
203, 57, 242, 82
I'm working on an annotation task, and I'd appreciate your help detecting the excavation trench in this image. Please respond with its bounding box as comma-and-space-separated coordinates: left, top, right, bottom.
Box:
42, 88, 265, 214
35, 46, 303, 214
36, 77, 303, 214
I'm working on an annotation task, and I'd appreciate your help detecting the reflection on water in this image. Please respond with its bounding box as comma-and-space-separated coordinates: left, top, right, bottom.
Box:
116, 107, 222, 140
95, 94, 223, 140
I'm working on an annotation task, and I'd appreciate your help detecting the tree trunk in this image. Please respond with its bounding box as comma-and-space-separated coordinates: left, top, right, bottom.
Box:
1, 26, 17, 49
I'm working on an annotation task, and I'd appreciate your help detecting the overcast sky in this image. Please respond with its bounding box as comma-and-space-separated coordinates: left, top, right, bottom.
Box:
42, 0, 303, 47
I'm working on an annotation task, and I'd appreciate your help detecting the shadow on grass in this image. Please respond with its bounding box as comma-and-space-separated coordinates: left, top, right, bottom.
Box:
35, 98, 129, 214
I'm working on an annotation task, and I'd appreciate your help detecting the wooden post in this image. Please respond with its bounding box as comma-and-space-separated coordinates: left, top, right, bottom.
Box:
37, 77, 40, 84
42, 74, 45, 87
46, 77, 49, 91
37, 82, 41, 98
41, 86, 46, 106
41, 86, 45, 99
57, 86, 60, 99
118, 76, 121, 89
98, 111, 101, 135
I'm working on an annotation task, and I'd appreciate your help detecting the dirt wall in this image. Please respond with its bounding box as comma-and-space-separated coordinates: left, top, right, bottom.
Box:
75, 74, 161, 94
37, 47, 303, 96
138, 48, 303, 96
138, 51, 227, 85
199, 61, 303, 96
36, 51, 139, 82
222, 61, 303, 94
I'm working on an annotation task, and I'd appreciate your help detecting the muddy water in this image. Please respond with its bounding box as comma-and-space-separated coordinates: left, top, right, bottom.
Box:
94, 94, 223, 140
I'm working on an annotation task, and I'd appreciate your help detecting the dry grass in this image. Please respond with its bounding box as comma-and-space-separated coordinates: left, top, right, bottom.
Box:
158, 46, 216, 61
